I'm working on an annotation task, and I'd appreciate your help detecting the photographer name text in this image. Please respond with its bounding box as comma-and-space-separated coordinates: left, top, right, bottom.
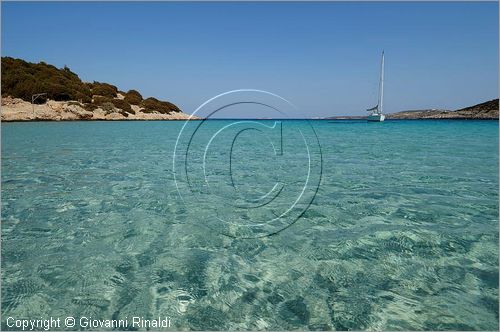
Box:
6, 316, 171, 330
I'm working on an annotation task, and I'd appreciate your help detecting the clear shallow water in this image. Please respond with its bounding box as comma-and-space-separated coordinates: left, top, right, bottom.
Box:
1, 120, 498, 330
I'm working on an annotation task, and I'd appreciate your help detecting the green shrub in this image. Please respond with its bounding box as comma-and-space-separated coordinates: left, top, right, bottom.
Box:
84, 103, 98, 112
166, 100, 180, 113
111, 99, 132, 113
124, 89, 142, 105
74, 92, 92, 103
54, 92, 71, 101
140, 108, 155, 114
93, 95, 136, 115
92, 95, 112, 105
89, 82, 117, 98
100, 102, 115, 112
141, 97, 180, 114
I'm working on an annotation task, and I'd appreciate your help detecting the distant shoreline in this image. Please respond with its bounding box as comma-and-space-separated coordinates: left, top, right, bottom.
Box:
327, 99, 499, 120
0, 117, 500, 123
2, 96, 497, 122
326, 117, 498, 121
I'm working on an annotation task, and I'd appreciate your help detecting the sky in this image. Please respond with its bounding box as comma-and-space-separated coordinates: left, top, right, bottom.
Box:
2, 1, 498, 117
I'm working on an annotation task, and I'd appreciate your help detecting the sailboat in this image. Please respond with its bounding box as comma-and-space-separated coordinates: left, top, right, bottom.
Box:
367, 51, 385, 122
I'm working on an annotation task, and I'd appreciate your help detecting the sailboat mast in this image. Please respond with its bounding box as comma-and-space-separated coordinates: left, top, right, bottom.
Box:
378, 51, 385, 114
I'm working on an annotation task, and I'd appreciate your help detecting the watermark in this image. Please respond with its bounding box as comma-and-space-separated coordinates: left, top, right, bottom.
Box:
4, 316, 171, 331
173, 90, 322, 238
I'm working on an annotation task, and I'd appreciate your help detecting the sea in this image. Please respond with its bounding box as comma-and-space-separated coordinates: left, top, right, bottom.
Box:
1, 119, 498, 330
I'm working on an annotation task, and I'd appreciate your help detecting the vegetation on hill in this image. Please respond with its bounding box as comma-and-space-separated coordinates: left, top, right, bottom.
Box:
89, 82, 118, 98
2, 57, 92, 103
142, 97, 181, 114
91, 95, 134, 116
1, 57, 181, 113
124, 89, 143, 105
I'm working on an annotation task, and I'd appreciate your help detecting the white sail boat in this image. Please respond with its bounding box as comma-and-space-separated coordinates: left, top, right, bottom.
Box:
367, 51, 386, 122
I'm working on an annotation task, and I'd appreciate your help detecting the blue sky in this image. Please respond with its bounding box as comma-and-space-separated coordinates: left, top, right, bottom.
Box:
2, 1, 498, 117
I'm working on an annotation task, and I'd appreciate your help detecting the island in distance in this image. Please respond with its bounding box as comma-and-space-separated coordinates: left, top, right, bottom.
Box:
1, 57, 196, 121
328, 99, 499, 120
386, 99, 499, 120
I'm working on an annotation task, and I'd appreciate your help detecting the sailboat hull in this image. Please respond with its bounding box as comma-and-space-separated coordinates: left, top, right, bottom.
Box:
367, 114, 385, 122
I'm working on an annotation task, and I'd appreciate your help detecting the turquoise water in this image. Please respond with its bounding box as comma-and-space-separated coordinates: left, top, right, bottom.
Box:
1, 120, 498, 330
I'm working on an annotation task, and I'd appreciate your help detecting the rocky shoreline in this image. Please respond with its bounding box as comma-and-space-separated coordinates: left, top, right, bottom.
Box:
1, 96, 198, 122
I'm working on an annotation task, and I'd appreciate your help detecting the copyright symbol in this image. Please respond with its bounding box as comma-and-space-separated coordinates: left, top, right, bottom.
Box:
65, 317, 75, 328
173, 89, 322, 239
